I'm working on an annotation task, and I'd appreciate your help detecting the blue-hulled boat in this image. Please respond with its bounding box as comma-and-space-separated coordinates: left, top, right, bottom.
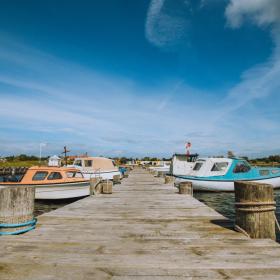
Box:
174, 157, 280, 191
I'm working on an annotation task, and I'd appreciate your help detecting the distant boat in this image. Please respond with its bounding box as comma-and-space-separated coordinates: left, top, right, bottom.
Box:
0, 166, 90, 199
174, 157, 280, 192
170, 153, 199, 176
149, 162, 171, 174
69, 156, 121, 180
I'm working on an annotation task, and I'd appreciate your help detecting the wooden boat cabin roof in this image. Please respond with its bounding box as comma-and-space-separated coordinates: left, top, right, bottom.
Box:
1, 166, 85, 185
72, 157, 118, 171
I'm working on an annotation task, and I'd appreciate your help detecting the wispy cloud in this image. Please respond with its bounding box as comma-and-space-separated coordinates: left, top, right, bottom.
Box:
225, 0, 280, 28
221, 0, 280, 113
145, 0, 191, 48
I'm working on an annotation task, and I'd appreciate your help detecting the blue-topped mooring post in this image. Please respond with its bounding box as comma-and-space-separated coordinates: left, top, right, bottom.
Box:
0, 185, 36, 235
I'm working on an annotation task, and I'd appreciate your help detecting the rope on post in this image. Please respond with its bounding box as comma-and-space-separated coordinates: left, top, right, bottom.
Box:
0, 218, 37, 235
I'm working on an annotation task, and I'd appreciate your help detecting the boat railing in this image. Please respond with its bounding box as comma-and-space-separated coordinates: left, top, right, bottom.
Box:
94, 168, 101, 179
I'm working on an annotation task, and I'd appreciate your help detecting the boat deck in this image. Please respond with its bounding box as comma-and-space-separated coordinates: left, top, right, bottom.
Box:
1, 168, 280, 279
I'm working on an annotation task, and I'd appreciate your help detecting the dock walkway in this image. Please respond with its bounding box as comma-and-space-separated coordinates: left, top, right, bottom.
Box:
1, 168, 280, 279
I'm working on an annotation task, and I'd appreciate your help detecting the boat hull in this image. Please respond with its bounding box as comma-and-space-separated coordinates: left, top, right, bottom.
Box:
0, 181, 90, 200
81, 170, 121, 180
174, 176, 280, 192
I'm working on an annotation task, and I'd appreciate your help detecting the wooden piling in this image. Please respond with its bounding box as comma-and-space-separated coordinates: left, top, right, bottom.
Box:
165, 175, 174, 184
113, 175, 121, 184
234, 181, 276, 240
179, 181, 193, 195
89, 178, 102, 195
102, 180, 113, 194
0, 185, 35, 234
157, 171, 165, 178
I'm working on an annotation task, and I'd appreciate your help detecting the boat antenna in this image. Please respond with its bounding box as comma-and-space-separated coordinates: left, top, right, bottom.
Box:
62, 146, 70, 165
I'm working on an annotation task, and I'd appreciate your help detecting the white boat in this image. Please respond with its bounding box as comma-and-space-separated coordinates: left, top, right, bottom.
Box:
174, 157, 280, 192
149, 162, 171, 173
170, 153, 198, 176
0, 166, 90, 200
69, 156, 121, 180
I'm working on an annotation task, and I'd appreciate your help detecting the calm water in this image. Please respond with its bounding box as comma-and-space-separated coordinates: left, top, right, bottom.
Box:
34, 198, 82, 216
0, 175, 83, 216
194, 190, 280, 241
194, 189, 280, 222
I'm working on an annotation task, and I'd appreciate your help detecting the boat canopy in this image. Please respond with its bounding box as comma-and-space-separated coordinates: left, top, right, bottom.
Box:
73, 157, 118, 171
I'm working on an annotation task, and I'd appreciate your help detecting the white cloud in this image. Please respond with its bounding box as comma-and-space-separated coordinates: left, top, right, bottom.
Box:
225, 0, 280, 28
145, 0, 190, 48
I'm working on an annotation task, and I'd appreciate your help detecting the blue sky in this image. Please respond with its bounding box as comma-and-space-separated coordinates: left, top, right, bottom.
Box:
0, 0, 279, 158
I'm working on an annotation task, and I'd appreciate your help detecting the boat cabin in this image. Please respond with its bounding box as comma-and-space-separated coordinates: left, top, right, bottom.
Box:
72, 157, 118, 172
188, 157, 280, 180
189, 158, 233, 177
170, 153, 199, 176
1, 166, 84, 184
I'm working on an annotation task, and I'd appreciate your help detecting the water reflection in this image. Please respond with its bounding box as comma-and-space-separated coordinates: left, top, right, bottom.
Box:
34, 198, 82, 216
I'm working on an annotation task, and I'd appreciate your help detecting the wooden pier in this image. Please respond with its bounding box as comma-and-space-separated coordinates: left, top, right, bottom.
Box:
1, 168, 280, 279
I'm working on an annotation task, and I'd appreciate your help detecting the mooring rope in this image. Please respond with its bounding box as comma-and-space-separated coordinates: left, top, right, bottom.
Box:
274, 213, 280, 233
234, 224, 250, 238
0, 218, 37, 235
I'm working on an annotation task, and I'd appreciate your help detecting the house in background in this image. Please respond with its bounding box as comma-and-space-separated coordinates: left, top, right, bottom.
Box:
48, 155, 62, 167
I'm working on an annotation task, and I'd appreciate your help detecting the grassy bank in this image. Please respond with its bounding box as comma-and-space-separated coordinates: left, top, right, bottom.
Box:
0, 160, 47, 168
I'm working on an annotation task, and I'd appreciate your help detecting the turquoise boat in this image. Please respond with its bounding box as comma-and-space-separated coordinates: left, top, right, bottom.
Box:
174, 157, 280, 191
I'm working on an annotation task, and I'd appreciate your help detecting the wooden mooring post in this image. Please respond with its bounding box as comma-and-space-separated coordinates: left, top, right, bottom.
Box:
0, 185, 35, 235
113, 174, 121, 184
123, 171, 129, 178
234, 181, 276, 240
156, 171, 166, 178
179, 181, 193, 196
101, 180, 113, 194
165, 175, 174, 184
89, 178, 102, 195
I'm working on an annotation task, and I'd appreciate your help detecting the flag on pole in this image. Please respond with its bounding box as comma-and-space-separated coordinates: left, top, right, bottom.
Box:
185, 142, 191, 156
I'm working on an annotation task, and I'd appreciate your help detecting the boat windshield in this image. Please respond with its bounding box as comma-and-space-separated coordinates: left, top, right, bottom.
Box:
67, 171, 83, 178
74, 160, 82, 167
47, 172, 63, 180
233, 161, 251, 173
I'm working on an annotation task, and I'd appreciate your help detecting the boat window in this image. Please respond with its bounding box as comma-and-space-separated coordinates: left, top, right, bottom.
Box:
211, 162, 228, 172
74, 160, 82, 167
271, 169, 280, 174
66, 171, 83, 178
47, 172, 63, 180
193, 162, 203, 171
233, 162, 251, 173
259, 170, 270, 176
32, 171, 48, 181
66, 171, 75, 178
75, 172, 83, 178
84, 160, 92, 167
